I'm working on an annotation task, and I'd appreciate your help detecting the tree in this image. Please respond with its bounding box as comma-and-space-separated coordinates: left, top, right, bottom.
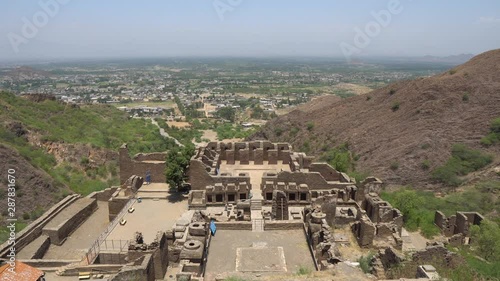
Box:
392, 189, 423, 222
165, 145, 195, 189
216, 107, 236, 122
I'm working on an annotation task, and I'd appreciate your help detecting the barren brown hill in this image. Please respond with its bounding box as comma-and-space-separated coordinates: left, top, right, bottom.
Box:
251, 49, 500, 187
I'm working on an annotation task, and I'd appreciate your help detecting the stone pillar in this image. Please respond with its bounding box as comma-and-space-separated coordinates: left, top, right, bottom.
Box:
321, 195, 337, 227
272, 190, 289, 220
268, 149, 278, 165
240, 149, 249, 165
226, 149, 235, 165
254, 148, 264, 165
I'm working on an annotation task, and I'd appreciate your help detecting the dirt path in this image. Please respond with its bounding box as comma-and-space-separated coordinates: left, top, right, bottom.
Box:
150, 118, 184, 147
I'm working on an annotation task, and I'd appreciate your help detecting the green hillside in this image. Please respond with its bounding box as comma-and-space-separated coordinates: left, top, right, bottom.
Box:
0, 92, 177, 195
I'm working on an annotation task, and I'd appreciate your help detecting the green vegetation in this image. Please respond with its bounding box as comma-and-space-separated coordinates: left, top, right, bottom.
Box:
462, 92, 470, 102
449, 69, 457, 75
386, 255, 479, 281
215, 123, 256, 141
387, 237, 500, 281
470, 220, 500, 262
391, 101, 400, 111
432, 144, 493, 186
164, 145, 195, 189
0, 92, 176, 156
358, 252, 374, 274
421, 160, 431, 170
306, 121, 315, 131
421, 143, 431, 149
381, 182, 500, 238
480, 117, 500, 146
289, 127, 299, 137
296, 265, 312, 275
250, 105, 276, 120
390, 162, 399, 170
0, 222, 28, 245
319, 143, 354, 173
216, 107, 236, 122
174, 96, 204, 119
0, 92, 177, 196
389, 89, 396, 95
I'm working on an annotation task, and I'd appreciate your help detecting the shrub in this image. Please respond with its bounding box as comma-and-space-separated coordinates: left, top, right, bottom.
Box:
462, 93, 469, 102
22, 213, 30, 220
432, 144, 493, 186
274, 127, 284, 137
320, 143, 353, 173
449, 69, 457, 75
80, 157, 89, 166
421, 143, 431, 149
390, 162, 399, 170
306, 122, 315, 131
358, 253, 374, 273
480, 117, 500, 146
391, 102, 400, 111
421, 160, 430, 170
366, 95, 372, 101
296, 265, 312, 275
389, 89, 396, 95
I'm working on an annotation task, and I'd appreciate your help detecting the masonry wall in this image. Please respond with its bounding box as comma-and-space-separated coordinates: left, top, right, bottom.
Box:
152, 233, 169, 279
188, 158, 251, 191
30, 235, 51, 259
89, 187, 119, 202
119, 144, 166, 184
0, 195, 80, 258
111, 254, 155, 281
308, 163, 344, 182
262, 171, 353, 191
215, 222, 252, 230
133, 153, 167, 162
42, 198, 98, 245
264, 221, 303, 230
108, 194, 131, 221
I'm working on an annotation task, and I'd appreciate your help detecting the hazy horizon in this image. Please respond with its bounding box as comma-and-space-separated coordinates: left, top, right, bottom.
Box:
1, 0, 499, 62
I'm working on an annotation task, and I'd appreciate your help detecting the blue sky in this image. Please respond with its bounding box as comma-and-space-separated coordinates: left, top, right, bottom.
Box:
1, 0, 499, 60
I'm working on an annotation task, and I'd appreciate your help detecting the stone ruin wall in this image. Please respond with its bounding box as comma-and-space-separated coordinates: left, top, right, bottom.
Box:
352, 193, 403, 249
119, 144, 167, 184
434, 211, 484, 245
205, 141, 293, 165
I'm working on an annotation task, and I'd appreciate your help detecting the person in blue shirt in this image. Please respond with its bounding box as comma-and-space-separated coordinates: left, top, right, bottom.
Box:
145, 170, 151, 185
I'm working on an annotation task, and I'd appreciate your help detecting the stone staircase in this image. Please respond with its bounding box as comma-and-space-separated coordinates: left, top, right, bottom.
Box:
250, 197, 262, 210
252, 218, 264, 232
250, 196, 264, 232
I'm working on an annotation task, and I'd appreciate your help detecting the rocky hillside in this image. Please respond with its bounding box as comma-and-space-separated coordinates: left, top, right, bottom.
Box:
0, 143, 69, 221
252, 49, 500, 187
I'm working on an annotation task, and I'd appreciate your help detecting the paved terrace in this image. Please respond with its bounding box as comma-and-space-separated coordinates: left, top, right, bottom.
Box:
18, 201, 110, 260
107, 184, 188, 244
205, 230, 314, 281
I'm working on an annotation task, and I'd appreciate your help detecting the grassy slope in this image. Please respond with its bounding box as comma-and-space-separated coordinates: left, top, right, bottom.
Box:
0, 91, 177, 195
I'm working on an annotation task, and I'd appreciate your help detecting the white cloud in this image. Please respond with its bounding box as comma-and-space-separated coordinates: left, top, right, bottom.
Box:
478, 16, 500, 24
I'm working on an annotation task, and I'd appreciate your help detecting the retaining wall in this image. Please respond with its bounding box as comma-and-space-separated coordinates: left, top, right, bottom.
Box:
0, 194, 80, 258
